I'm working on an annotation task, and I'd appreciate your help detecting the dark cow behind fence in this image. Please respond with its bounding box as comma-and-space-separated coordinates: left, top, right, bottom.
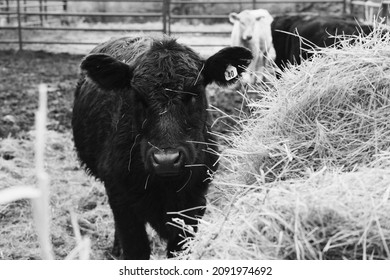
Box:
72, 35, 252, 259
271, 13, 373, 70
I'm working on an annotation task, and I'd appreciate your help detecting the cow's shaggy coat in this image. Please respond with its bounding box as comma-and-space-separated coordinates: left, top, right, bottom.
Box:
72, 35, 252, 259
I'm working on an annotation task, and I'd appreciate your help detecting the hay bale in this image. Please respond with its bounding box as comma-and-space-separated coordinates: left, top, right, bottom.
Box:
181, 26, 390, 260
185, 167, 390, 260
223, 26, 390, 183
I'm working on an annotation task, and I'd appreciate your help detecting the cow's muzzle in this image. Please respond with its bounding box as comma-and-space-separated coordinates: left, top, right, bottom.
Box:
151, 148, 185, 176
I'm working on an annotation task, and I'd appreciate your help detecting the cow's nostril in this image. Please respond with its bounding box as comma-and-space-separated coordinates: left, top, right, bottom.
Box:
151, 149, 184, 176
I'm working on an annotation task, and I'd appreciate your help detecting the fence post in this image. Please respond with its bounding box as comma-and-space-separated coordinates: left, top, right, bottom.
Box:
39, 0, 43, 26
63, 0, 68, 12
162, 0, 166, 34
252, 0, 256, 9
342, 0, 347, 14
167, 0, 171, 35
23, 0, 27, 23
380, 2, 389, 24
16, 0, 23, 51
44, 0, 48, 21
349, 0, 354, 16
5, 0, 10, 24
162, 0, 170, 35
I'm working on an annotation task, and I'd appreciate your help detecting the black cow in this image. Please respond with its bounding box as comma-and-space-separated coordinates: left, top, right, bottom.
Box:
72, 35, 252, 259
271, 13, 372, 69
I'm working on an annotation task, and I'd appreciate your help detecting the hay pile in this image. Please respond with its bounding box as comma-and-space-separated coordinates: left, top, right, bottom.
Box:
181, 26, 390, 259
235, 28, 390, 183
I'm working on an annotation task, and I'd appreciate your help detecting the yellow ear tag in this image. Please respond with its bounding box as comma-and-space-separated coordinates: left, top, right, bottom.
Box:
224, 64, 238, 81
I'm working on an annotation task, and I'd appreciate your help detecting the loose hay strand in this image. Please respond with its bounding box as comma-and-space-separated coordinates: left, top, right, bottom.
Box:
0, 84, 92, 260
30, 84, 55, 260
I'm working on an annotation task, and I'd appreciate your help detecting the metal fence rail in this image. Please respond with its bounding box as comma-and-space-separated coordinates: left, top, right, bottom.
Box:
350, 0, 389, 23
1, 0, 387, 51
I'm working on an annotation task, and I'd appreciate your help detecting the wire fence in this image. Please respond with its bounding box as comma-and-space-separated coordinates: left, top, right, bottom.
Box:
0, 0, 388, 51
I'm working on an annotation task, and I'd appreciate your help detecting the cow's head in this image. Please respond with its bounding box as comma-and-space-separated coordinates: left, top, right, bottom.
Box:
80, 38, 252, 177
229, 10, 264, 43
229, 10, 275, 52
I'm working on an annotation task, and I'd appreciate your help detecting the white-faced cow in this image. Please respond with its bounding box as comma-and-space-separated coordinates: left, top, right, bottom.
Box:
229, 9, 276, 84
72, 35, 252, 259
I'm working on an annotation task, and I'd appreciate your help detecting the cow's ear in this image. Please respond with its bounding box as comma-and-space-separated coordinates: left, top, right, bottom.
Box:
81, 54, 133, 89
203, 46, 252, 86
229, 12, 239, 24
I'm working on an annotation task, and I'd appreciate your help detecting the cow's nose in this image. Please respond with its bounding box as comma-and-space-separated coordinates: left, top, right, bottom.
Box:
151, 149, 184, 176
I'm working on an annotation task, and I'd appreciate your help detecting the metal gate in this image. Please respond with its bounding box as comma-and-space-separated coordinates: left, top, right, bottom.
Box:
1, 0, 387, 51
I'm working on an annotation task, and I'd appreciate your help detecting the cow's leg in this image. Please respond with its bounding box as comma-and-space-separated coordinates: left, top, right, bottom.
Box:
166, 193, 207, 258
110, 203, 150, 260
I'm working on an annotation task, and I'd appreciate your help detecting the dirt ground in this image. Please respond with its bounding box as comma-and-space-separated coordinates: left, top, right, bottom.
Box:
0, 50, 81, 138
0, 47, 255, 259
